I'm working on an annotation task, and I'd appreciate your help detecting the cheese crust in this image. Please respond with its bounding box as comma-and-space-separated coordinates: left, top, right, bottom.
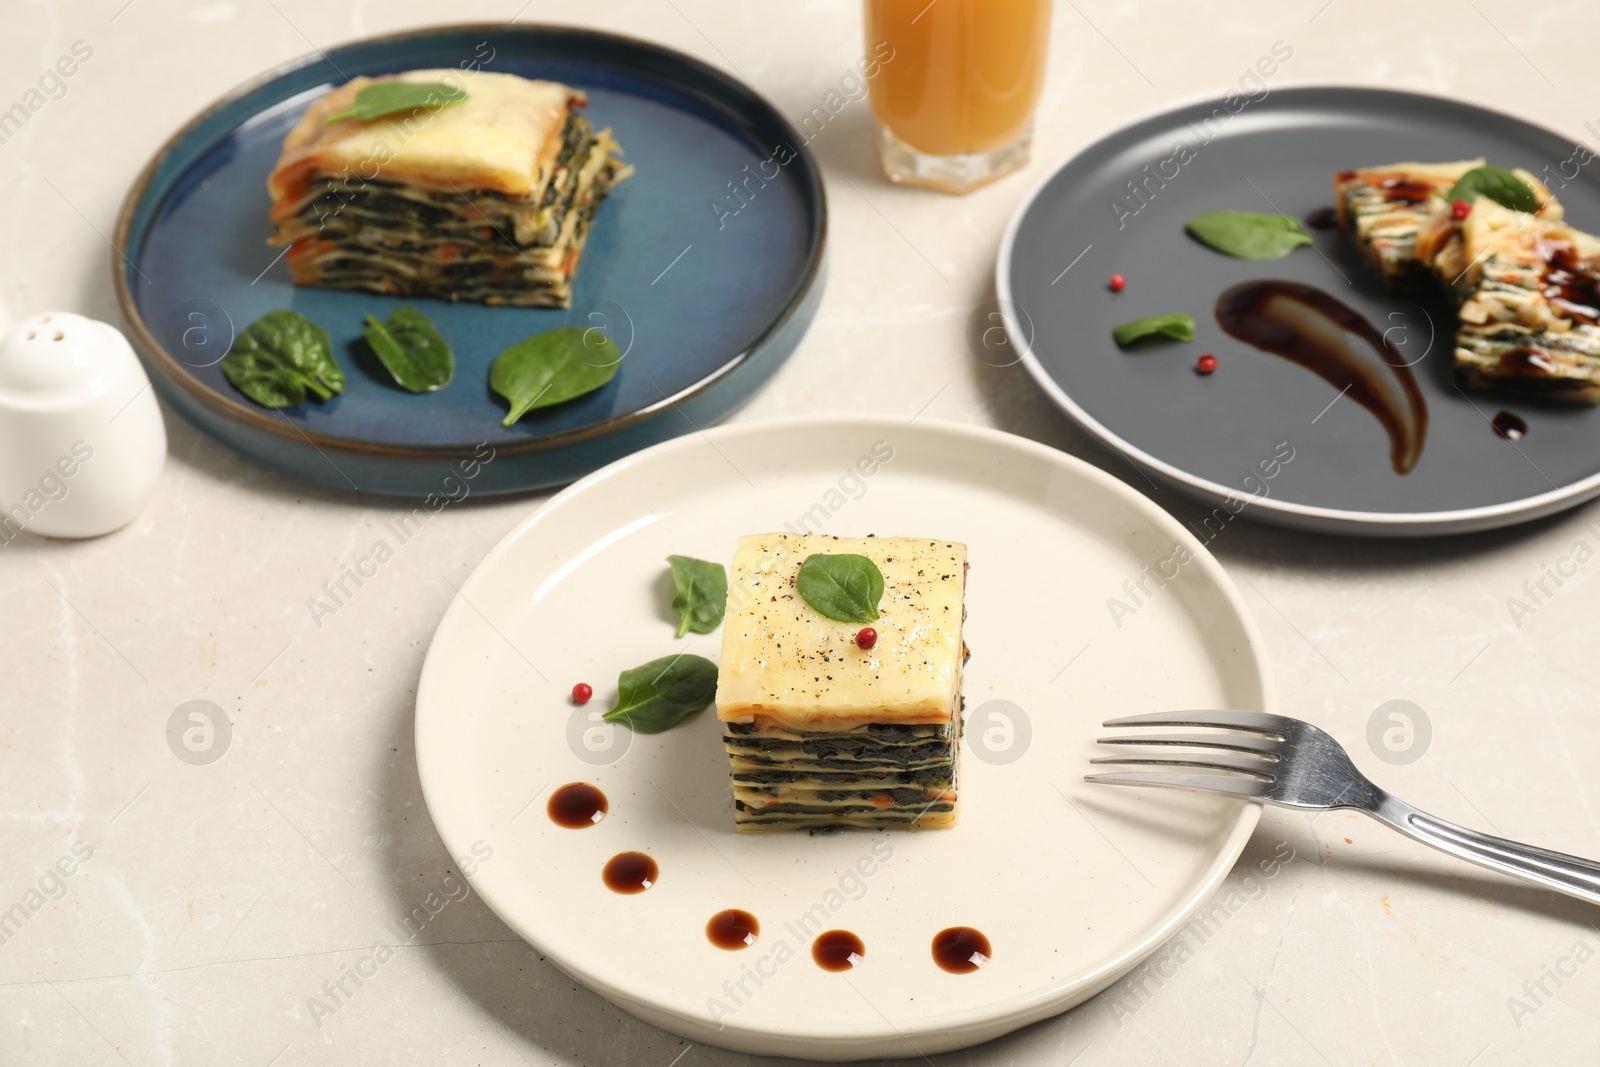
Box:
715, 533, 966, 732
266, 70, 578, 208
263, 70, 628, 309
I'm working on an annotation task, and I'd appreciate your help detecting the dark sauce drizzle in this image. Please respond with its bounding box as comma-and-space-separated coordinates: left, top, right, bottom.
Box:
1490, 245, 1599, 386
1541, 243, 1600, 325
811, 930, 865, 972
1497, 347, 1558, 377
1332, 170, 1438, 205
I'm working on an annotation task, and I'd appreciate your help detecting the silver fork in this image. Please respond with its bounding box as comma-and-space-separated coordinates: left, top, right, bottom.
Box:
1088, 709, 1600, 907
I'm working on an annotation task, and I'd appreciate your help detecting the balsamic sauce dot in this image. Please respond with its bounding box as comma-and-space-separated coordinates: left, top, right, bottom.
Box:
602, 851, 658, 894
932, 927, 992, 974
707, 909, 760, 949
548, 782, 607, 828
811, 930, 865, 972
1491, 410, 1528, 441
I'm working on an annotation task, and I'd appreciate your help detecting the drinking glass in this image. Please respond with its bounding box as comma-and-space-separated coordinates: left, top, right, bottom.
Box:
864, 0, 1052, 194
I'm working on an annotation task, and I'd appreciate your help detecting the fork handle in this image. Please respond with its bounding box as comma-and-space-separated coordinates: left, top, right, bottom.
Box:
1366, 791, 1600, 907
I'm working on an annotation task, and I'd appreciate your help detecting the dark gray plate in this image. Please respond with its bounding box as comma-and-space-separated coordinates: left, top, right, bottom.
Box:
999, 85, 1600, 536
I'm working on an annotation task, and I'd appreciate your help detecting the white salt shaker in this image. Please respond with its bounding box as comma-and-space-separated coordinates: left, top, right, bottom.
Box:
0, 312, 166, 540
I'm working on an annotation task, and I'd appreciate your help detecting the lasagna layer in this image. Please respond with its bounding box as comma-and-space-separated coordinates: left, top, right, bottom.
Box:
727, 716, 959, 831
1334, 159, 1560, 289
1453, 200, 1600, 402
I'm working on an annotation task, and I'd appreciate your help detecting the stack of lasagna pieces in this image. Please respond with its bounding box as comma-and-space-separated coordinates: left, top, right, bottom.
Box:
266, 70, 629, 308
715, 533, 967, 832
1335, 158, 1600, 400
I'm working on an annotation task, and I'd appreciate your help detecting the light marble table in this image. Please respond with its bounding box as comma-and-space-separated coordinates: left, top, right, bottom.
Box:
5, 1, 1600, 1063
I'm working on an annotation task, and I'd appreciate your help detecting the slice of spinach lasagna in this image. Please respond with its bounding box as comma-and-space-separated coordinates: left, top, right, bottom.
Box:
715, 533, 967, 832
1333, 159, 1560, 290
266, 70, 629, 309
1451, 199, 1600, 403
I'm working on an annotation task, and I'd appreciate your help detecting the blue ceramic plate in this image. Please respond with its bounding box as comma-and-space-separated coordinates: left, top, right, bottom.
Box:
114, 24, 825, 496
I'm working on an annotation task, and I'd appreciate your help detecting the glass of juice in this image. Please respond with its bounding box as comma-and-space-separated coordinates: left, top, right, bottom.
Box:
864, 0, 1052, 194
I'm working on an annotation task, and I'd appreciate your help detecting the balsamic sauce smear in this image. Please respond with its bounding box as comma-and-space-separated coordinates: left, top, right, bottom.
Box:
1215, 280, 1429, 474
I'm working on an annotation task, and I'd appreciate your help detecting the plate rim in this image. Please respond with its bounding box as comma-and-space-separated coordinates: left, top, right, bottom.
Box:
413, 413, 1269, 1056
997, 80, 1600, 536
110, 21, 827, 462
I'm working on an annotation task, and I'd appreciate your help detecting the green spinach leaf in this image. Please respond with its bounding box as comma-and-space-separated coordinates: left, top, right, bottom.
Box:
490, 326, 623, 425
326, 82, 467, 124
1112, 314, 1196, 347
602, 654, 718, 733
1447, 165, 1538, 213
796, 553, 884, 623
1186, 210, 1313, 259
363, 306, 454, 392
667, 555, 726, 638
221, 309, 344, 408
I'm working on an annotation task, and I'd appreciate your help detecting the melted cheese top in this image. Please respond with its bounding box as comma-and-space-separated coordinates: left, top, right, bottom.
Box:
267, 70, 576, 205
1462, 199, 1600, 271
715, 533, 966, 730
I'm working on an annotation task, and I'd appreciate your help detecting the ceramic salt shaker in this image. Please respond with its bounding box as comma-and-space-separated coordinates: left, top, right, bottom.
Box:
0, 312, 166, 539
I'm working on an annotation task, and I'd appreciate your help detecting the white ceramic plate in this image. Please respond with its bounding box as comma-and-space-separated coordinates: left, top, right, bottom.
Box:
415, 416, 1270, 1060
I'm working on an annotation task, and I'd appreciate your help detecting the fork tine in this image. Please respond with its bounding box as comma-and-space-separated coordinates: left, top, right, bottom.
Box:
1096, 732, 1282, 757
1101, 709, 1290, 737
1083, 770, 1271, 799
1089, 753, 1275, 779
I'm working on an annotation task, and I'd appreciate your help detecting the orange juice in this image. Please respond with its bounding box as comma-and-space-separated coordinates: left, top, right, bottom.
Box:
865, 0, 1051, 158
